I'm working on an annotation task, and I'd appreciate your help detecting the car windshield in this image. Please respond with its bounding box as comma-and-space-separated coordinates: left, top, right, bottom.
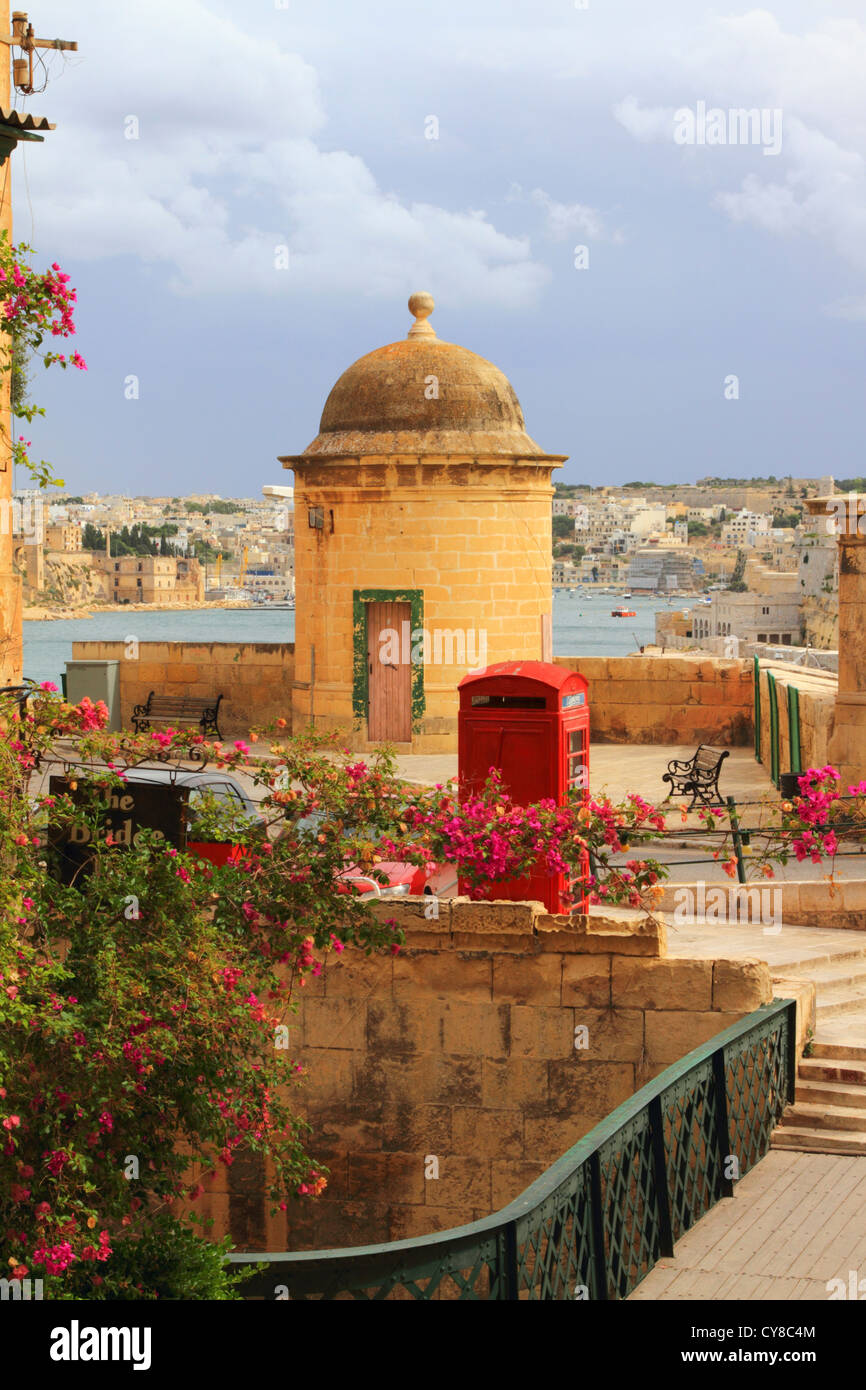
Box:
186, 783, 260, 837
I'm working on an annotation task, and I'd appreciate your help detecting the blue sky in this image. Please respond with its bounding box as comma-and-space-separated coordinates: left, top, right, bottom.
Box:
10, 0, 866, 494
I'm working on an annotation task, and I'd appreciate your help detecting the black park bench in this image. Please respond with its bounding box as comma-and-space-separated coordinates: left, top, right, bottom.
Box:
662, 744, 729, 809
132, 691, 223, 740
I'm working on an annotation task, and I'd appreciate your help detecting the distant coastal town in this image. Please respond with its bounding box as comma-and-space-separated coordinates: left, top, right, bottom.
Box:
11, 482, 296, 618
12, 471, 846, 670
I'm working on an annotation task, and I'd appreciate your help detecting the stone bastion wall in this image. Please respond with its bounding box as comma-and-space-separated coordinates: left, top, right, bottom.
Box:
196, 899, 806, 1256
72, 642, 755, 745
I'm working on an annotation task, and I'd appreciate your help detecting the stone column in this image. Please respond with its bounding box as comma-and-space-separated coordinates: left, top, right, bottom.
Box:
807, 496, 866, 788
0, 0, 21, 683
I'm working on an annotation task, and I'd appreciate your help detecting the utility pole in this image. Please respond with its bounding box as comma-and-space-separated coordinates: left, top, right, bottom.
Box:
0, 6, 76, 681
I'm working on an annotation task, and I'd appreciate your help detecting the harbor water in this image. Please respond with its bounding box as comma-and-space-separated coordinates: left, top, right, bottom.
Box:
22, 590, 678, 685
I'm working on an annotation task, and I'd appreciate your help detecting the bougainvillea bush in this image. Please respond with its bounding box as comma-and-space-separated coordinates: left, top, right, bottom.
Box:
0, 689, 848, 1299
0, 232, 86, 489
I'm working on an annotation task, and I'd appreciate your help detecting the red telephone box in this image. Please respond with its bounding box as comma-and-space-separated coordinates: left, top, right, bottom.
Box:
457, 661, 590, 913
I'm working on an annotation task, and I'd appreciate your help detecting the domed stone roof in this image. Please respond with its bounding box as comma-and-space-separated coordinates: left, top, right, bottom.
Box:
282, 293, 555, 461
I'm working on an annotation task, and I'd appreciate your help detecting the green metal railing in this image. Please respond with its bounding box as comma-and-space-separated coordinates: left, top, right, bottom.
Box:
753, 655, 761, 762
766, 671, 780, 788
787, 686, 802, 777
229, 999, 796, 1301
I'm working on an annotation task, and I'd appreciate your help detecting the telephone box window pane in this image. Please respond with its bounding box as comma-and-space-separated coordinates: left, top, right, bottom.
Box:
470, 695, 546, 708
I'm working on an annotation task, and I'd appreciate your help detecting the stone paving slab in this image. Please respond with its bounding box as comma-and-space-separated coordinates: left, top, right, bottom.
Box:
664, 921, 865, 967
629, 1152, 866, 1300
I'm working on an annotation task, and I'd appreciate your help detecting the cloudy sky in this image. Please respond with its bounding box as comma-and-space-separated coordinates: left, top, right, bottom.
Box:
10, 0, 866, 494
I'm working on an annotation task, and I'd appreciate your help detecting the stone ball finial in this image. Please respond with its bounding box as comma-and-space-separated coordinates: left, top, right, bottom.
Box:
407, 291, 436, 338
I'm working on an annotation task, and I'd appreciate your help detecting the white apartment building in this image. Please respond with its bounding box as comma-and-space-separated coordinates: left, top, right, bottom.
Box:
690, 592, 800, 646
721, 509, 772, 546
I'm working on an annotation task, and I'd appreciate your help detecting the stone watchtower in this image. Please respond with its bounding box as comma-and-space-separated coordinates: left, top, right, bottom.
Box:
280, 294, 566, 752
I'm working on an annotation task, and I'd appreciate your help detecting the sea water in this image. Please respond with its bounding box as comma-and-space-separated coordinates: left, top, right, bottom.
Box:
22, 591, 671, 685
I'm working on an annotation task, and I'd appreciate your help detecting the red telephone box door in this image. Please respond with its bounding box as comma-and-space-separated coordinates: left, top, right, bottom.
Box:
457, 662, 590, 913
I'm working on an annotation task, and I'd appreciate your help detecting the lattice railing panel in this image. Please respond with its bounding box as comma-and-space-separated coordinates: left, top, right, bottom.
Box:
726, 1018, 789, 1177
515, 1165, 596, 1300
598, 1112, 662, 1300
662, 1062, 724, 1242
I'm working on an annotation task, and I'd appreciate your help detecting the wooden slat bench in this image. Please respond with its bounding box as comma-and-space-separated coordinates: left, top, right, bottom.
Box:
662, 744, 728, 808
132, 691, 223, 740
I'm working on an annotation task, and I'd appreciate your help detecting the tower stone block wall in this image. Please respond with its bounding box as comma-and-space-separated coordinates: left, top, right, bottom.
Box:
282, 294, 565, 752
292, 458, 555, 752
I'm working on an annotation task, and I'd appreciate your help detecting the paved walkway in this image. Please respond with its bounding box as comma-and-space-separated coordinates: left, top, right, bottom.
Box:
394, 743, 775, 806
664, 920, 863, 970
629, 1151, 866, 1300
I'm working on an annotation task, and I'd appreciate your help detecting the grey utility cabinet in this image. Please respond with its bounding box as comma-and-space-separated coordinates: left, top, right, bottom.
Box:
64, 660, 121, 732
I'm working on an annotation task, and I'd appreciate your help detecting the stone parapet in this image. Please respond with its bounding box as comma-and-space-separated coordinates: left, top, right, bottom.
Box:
556, 654, 753, 746
71, 639, 295, 738
657, 879, 866, 932
223, 896, 778, 1255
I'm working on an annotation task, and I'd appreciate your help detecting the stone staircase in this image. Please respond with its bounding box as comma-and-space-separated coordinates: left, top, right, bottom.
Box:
771, 943, 866, 1156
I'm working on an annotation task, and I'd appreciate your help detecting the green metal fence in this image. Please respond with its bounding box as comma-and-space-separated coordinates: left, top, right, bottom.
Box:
753, 655, 761, 762
229, 999, 796, 1301
787, 686, 802, 777
766, 671, 780, 788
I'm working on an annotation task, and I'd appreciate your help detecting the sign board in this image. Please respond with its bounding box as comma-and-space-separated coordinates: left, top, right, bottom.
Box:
46, 776, 188, 884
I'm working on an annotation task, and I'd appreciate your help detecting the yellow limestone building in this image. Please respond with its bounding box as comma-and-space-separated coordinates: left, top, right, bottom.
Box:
280, 293, 566, 752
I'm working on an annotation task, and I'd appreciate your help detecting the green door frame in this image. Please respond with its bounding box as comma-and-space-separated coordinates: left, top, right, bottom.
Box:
352, 588, 425, 731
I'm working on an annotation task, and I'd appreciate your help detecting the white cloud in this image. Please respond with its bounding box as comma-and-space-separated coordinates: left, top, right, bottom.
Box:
610, 13, 866, 314
613, 95, 678, 144
507, 184, 624, 243
17, 0, 549, 307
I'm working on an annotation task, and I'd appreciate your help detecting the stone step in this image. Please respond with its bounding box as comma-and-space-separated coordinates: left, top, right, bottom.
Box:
805, 960, 866, 989
795, 1078, 866, 1110
811, 1040, 866, 1062
779, 1102, 866, 1133
815, 981, 866, 1018
776, 950, 866, 980
798, 1056, 866, 1087
771, 1126, 866, 1156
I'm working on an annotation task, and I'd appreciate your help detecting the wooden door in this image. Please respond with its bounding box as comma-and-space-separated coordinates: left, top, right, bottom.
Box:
367, 600, 412, 742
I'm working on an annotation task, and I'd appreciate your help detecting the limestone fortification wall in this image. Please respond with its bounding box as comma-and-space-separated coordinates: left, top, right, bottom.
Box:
802, 595, 839, 651
72, 642, 756, 747
557, 654, 753, 746
203, 899, 776, 1254
755, 663, 836, 778
71, 640, 295, 738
